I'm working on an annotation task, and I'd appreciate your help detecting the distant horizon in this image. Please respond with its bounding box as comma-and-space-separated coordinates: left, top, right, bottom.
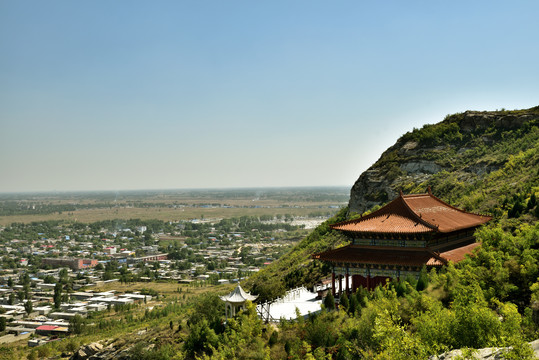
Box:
0, 184, 352, 196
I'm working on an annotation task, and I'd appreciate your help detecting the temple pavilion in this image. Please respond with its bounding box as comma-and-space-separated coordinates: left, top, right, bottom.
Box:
313, 188, 491, 296
220, 284, 258, 319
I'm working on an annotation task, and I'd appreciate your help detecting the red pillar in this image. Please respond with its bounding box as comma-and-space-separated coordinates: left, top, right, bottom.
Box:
339, 274, 343, 297
331, 271, 336, 298
366, 275, 370, 291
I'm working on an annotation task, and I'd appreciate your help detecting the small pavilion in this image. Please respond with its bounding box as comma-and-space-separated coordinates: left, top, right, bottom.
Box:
220, 284, 258, 319
313, 188, 491, 296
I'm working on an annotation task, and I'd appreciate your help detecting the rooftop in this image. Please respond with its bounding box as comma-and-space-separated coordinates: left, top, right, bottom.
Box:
219, 284, 258, 304
331, 190, 491, 234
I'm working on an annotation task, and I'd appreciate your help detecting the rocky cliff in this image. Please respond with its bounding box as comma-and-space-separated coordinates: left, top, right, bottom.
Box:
349, 106, 539, 214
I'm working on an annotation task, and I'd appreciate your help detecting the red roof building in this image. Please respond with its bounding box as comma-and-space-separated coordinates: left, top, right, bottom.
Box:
313, 189, 491, 295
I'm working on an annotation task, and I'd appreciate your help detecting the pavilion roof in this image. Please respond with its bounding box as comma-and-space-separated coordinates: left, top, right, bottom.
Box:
219, 284, 258, 303
331, 190, 491, 234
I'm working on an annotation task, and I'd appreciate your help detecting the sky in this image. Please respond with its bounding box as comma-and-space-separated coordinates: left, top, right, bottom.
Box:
1, 1, 538, 193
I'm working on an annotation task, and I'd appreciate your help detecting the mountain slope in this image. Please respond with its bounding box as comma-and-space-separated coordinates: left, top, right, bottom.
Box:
248, 106, 539, 295
349, 106, 539, 216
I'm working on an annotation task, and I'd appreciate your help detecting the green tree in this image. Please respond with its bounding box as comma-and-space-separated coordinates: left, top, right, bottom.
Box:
53, 283, 62, 309
24, 300, 33, 315
340, 293, 349, 311
527, 192, 537, 210
187, 292, 224, 333
59, 268, 69, 284
20, 273, 30, 286
250, 274, 285, 303
416, 266, 429, 291
69, 314, 85, 334
184, 319, 219, 357
349, 292, 360, 315
324, 293, 335, 311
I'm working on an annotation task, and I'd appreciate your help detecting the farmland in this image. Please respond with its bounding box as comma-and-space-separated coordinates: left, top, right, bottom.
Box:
0, 187, 348, 226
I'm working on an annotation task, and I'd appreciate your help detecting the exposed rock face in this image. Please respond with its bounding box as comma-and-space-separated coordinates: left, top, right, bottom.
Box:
69, 341, 132, 360
70, 342, 104, 360
429, 339, 539, 359
69, 337, 158, 360
348, 107, 539, 214
460, 111, 533, 133
400, 160, 443, 175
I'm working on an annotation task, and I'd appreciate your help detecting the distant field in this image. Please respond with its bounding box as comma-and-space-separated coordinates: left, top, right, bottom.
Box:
0, 206, 340, 225
90, 281, 233, 297
0, 187, 348, 225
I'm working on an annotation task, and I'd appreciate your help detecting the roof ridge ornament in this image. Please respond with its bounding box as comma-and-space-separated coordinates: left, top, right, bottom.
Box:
399, 189, 404, 196
427, 186, 432, 195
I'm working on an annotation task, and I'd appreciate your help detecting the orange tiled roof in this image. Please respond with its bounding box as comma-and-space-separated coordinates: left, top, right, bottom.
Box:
438, 242, 481, 263
331, 191, 491, 234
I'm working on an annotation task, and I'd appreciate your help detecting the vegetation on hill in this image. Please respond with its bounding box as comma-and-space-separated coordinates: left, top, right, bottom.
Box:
399, 109, 539, 218
349, 106, 539, 216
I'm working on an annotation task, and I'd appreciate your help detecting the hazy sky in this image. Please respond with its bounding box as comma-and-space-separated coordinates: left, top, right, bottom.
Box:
1, 1, 538, 193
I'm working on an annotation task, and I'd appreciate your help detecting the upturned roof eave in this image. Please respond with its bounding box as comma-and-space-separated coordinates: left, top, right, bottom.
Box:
330, 191, 492, 233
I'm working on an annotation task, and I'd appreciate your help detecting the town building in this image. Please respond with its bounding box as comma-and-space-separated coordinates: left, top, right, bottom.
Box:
42, 258, 98, 271
313, 189, 491, 296
128, 253, 168, 263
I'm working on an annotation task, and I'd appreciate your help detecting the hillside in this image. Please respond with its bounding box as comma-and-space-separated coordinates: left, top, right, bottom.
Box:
350, 106, 539, 217
248, 106, 539, 295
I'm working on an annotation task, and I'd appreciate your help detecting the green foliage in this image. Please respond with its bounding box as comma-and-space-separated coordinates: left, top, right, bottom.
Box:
416, 266, 429, 291
372, 307, 429, 360
130, 342, 177, 360
402, 120, 463, 146
53, 282, 62, 309
451, 285, 502, 349
184, 319, 219, 358
304, 312, 338, 349
340, 293, 349, 311
323, 293, 335, 311
24, 300, 32, 315
69, 314, 85, 335
348, 291, 360, 315
205, 301, 268, 360
464, 223, 539, 308
250, 273, 285, 303
504, 339, 536, 360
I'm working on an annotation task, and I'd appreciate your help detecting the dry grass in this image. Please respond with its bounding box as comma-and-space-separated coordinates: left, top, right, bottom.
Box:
89, 281, 234, 299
